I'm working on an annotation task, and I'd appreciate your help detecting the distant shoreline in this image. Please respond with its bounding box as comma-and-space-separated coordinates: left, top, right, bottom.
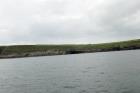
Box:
0, 49, 140, 59
0, 39, 140, 59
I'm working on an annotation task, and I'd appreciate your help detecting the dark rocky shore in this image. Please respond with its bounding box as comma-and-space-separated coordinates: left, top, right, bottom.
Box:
0, 48, 140, 59
0, 39, 140, 59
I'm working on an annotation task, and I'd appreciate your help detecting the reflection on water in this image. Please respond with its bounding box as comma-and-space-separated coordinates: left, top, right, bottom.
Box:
0, 50, 140, 93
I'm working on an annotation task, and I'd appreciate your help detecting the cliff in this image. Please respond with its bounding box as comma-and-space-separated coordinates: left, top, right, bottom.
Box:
0, 39, 140, 59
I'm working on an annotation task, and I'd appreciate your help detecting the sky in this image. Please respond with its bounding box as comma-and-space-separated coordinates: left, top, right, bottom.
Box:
0, 0, 140, 45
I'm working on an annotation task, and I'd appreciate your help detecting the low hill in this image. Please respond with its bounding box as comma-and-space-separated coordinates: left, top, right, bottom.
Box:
0, 39, 140, 58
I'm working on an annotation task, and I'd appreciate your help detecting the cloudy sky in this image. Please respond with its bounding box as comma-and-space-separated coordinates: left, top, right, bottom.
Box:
0, 0, 140, 45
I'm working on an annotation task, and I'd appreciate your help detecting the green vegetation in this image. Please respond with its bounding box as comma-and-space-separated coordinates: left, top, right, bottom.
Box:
0, 39, 140, 58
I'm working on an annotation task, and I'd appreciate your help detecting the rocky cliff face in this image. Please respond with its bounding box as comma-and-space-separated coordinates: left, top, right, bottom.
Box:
0, 47, 140, 59
0, 50, 67, 58
0, 39, 140, 59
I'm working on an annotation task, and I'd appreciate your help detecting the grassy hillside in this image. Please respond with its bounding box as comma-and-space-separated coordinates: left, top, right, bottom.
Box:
0, 39, 140, 58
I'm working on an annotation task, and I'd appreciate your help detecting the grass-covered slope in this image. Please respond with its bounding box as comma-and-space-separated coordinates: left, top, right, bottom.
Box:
0, 39, 140, 58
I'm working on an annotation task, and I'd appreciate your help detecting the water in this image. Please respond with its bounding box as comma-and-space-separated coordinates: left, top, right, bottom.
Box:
0, 50, 140, 93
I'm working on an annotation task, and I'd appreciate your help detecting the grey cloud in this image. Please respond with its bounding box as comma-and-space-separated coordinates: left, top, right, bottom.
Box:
0, 0, 140, 45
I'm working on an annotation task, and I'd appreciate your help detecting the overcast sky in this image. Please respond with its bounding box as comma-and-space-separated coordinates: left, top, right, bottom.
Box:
0, 0, 140, 45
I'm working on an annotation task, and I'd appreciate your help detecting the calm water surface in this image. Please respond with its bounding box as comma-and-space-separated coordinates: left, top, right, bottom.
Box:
0, 50, 140, 93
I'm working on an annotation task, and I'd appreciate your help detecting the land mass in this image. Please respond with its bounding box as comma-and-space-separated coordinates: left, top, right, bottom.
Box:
0, 39, 140, 59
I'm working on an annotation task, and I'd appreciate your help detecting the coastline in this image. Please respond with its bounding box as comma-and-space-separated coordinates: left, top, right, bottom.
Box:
0, 49, 140, 59
0, 39, 140, 59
